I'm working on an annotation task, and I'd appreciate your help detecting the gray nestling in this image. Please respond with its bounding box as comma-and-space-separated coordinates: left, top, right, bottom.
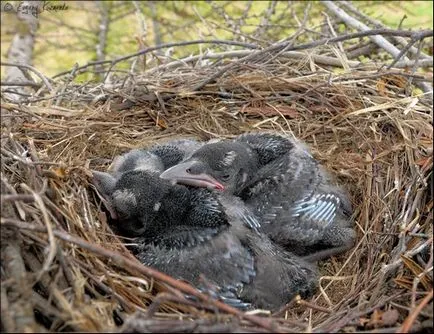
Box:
92, 168, 318, 311
92, 139, 204, 235
108, 138, 204, 175
160, 132, 356, 261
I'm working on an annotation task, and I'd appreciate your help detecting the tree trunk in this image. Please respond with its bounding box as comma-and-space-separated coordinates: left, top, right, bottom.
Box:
4, 1, 41, 102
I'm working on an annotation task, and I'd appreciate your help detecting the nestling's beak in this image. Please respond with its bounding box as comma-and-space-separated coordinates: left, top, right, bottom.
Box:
91, 170, 119, 220
160, 161, 225, 190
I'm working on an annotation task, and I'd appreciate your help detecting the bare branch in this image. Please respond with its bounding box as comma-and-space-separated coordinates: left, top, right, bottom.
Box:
191, 28, 433, 91
1, 81, 42, 88
322, 1, 409, 60
1, 62, 53, 92
399, 290, 433, 333
387, 41, 418, 70
347, 42, 378, 59
147, 50, 361, 75
52, 39, 259, 79
340, 1, 432, 60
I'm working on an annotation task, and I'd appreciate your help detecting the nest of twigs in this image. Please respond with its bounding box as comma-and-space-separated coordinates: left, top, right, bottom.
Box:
1, 38, 433, 332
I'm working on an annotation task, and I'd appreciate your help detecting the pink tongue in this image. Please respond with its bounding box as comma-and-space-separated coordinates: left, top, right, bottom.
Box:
214, 183, 225, 190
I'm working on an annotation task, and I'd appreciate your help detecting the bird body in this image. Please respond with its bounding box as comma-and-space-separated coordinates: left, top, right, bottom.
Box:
160, 132, 355, 260
108, 138, 204, 175
92, 140, 318, 310
236, 134, 355, 258
93, 138, 204, 233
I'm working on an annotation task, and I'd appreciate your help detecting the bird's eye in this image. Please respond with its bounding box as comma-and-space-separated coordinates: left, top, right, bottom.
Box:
186, 168, 192, 174
221, 174, 231, 181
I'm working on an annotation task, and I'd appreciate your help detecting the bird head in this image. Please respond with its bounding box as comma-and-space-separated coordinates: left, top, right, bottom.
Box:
148, 144, 186, 170
109, 144, 187, 176
92, 169, 190, 237
236, 132, 296, 166
159, 141, 258, 194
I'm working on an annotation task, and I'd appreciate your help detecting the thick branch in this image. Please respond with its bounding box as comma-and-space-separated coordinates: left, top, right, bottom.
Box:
322, 1, 409, 60
340, 1, 432, 60
1, 62, 53, 92
51, 28, 433, 82
192, 28, 433, 91
1, 81, 42, 88
3, 1, 41, 101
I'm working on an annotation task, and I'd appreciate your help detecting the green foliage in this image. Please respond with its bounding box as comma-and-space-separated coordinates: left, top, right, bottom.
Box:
360, 1, 433, 29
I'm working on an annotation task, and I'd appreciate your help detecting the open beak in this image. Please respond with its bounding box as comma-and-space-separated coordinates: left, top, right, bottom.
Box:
160, 161, 224, 190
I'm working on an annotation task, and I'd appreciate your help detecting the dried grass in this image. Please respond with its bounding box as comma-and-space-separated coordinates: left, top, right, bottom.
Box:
1, 47, 432, 332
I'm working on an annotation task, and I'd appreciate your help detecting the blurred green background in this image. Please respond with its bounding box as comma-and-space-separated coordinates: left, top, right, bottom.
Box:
1, 1, 432, 78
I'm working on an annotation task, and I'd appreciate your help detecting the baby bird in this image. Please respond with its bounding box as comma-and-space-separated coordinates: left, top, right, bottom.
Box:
160, 132, 356, 260
92, 138, 204, 235
92, 168, 318, 311
108, 138, 204, 175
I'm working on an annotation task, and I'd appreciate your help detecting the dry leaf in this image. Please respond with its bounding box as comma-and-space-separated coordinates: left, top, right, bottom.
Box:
156, 118, 168, 129
401, 255, 432, 290
388, 75, 407, 88
50, 167, 68, 179
394, 276, 413, 290
376, 79, 387, 97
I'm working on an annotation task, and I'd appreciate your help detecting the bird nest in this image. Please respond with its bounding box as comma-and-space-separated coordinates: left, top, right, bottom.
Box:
1, 47, 432, 333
